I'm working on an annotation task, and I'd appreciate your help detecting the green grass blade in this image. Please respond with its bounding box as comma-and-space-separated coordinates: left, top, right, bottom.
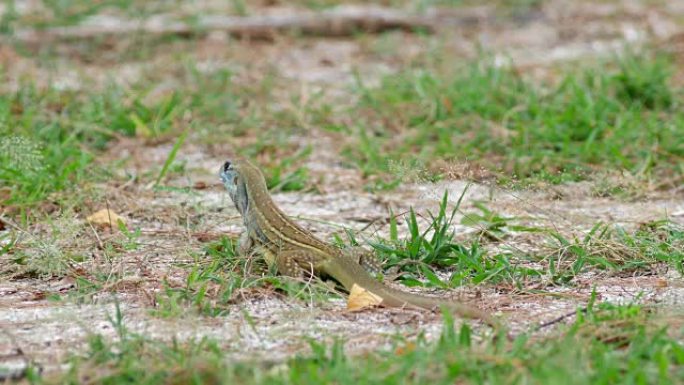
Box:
155, 129, 188, 187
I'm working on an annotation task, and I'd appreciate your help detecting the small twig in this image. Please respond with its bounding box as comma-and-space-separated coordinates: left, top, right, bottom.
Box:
0, 216, 28, 235
535, 307, 588, 331
87, 220, 104, 250
14, 6, 436, 44
117, 172, 138, 191
105, 199, 115, 230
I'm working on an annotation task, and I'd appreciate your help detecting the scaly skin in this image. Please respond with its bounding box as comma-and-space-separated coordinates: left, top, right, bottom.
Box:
219, 157, 500, 328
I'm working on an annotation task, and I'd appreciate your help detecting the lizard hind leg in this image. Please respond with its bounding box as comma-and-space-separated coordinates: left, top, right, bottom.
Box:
344, 246, 383, 275
273, 250, 318, 278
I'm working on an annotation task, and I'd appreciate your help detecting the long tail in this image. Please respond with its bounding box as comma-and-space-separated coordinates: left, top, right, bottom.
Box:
324, 256, 501, 328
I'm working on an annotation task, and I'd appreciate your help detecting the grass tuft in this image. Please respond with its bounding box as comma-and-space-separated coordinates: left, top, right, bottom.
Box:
345, 52, 683, 189
41, 299, 684, 385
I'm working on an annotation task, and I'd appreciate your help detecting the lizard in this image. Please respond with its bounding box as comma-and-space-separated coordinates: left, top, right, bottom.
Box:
219, 157, 500, 328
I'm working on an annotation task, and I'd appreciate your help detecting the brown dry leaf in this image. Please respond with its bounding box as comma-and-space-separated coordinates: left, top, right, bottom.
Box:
87, 209, 127, 229
0, 187, 11, 202
347, 283, 383, 311
394, 341, 416, 356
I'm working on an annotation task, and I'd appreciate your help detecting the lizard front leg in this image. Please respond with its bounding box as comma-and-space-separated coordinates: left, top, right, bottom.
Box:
237, 231, 254, 256
236, 231, 275, 275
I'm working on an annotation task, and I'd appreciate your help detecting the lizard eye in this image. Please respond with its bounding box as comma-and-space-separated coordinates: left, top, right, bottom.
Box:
223, 161, 232, 172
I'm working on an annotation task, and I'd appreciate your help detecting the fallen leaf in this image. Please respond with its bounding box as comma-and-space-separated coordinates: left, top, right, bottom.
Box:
87, 209, 127, 229
394, 341, 416, 356
0, 187, 11, 202
31, 291, 47, 301
347, 283, 383, 311
193, 231, 220, 242
39, 200, 59, 214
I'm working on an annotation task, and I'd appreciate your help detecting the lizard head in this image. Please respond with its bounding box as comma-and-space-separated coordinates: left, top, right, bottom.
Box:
219, 159, 248, 215
220, 158, 269, 216
219, 160, 237, 188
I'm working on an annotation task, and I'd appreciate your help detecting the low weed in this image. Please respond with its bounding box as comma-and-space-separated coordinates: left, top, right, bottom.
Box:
39, 299, 684, 385
363, 193, 682, 289
545, 220, 684, 284
346, 52, 683, 189
368, 191, 541, 288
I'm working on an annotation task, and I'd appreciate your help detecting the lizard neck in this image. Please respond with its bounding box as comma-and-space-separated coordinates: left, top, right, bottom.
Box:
239, 163, 333, 254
